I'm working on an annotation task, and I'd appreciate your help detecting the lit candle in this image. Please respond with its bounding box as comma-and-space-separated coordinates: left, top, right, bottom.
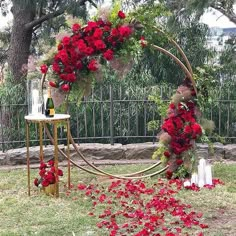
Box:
205, 164, 213, 185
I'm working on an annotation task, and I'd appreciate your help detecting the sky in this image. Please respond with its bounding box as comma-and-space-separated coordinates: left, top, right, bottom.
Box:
0, 5, 235, 29
200, 8, 235, 28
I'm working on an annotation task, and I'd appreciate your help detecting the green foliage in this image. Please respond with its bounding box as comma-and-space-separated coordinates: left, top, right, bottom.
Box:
149, 94, 168, 119
219, 36, 236, 77
194, 66, 218, 111
0, 73, 26, 104
0, 73, 27, 151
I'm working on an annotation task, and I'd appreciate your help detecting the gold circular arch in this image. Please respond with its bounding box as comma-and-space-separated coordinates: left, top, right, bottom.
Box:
42, 26, 196, 179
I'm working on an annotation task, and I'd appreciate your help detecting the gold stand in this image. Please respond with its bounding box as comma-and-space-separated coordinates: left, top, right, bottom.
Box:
25, 114, 71, 197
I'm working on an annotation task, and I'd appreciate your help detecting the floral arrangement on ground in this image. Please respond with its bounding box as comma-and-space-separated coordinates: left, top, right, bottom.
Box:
34, 160, 63, 188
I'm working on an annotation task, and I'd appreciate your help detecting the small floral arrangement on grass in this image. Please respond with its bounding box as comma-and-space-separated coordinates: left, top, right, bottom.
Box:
152, 78, 202, 179
40, 8, 142, 94
34, 160, 63, 188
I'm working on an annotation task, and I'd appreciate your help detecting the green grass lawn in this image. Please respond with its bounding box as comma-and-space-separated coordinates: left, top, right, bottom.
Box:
0, 162, 235, 236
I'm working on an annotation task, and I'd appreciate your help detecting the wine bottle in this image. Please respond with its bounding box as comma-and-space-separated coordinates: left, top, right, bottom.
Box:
45, 87, 55, 117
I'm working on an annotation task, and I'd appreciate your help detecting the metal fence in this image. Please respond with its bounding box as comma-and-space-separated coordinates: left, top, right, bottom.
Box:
1, 83, 236, 152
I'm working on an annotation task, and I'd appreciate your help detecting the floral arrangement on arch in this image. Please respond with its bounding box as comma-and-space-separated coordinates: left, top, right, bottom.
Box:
153, 78, 203, 179
40, 9, 142, 93
34, 160, 63, 188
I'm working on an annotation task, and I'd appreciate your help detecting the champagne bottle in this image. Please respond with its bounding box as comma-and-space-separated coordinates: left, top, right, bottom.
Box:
45, 87, 55, 117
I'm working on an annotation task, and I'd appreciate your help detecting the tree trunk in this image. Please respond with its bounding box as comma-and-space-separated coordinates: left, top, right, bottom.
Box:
8, 1, 36, 82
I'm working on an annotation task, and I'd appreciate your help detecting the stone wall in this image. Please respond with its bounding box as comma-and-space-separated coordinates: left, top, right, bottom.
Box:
0, 142, 235, 166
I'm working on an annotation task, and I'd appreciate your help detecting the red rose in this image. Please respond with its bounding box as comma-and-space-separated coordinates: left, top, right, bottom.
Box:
103, 49, 114, 61
61, 84, 70, 92
118, 10, 126, 19
162, 119, 176, 136
42, 179, 50, 187
169, 103, 175, 109
39, 162, 47, 169
40, 64, 48, 74
72, 23, 81, 33
66, 73, 76, 82
94, 40, 106, 50
93, 28, 103, 39
118, 26, 132, 38
34, 178, 39, 187
164, 151, 171, 158
103, 25, 111, 32
184, 125, 192, 136
62, 36, 71, 47
88, 59, 99, 71
52, 62, 61, 74
48, 160, 54, 166
75, 61, 83, 70
49, 81, 57, 88
166, 170, 173, 179
58, 169, 63, 176
39, 169, 46, 177
46, 172, 56, 184
57, 43, 63, 50
77, 39, 87, 52
57, 49, 69, 64
176, 159, 183, 165
111, 28, 120, 37
173, 117, 183, 130
192, 123, 202, 134
87, 21, 98, 28
84, 47, 94, 56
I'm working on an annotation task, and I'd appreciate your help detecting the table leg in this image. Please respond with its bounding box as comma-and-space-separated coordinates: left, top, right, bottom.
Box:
53, 121, 59, 198
66, 119, 71, 189
26, 121, 30, 196
39, 122, 43, 162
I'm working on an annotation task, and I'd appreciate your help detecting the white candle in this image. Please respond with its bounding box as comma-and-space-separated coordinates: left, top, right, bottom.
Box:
205, 164, 213, 185
32, 89, 40, 115
191, 173, 198, 185
183, 180, 191, 187
198, 158, 206, 187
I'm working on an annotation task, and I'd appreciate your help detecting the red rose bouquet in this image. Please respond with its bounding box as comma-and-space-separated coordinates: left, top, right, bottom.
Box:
153, 78, 203, 178
40, 9, 141, 94
34, 160, 63, 188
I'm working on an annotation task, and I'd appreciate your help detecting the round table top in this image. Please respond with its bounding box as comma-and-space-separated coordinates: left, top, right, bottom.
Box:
25, 114, 70, 121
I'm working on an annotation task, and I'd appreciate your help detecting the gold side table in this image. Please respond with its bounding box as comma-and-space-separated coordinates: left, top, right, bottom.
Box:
25, 114, 71, 197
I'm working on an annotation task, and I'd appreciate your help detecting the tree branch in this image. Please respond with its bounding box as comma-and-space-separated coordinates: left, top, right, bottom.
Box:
210, 3, 236, 24
25, 7, 66, 30
25, 0, 97, 30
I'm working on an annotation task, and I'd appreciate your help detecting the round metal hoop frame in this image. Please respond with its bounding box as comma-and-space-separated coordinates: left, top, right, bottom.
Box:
41, 28, 195, 179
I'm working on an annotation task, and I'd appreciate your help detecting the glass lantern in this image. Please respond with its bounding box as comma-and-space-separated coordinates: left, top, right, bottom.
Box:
27, 78, 43, 116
